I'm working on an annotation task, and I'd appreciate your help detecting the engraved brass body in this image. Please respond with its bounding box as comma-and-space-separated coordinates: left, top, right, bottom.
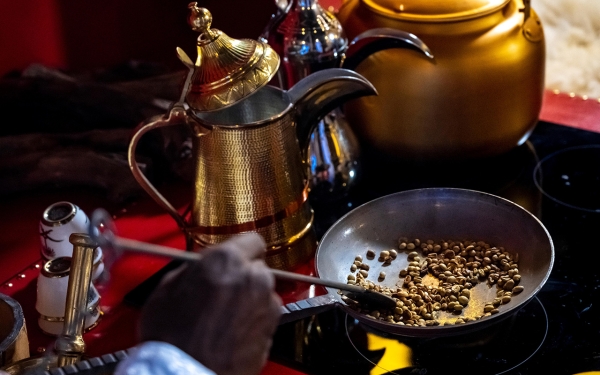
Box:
128, 5, 378, 270
336, 0, 545, 160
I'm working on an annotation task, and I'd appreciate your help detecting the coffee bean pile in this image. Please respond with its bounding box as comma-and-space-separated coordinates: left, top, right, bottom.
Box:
343, 238, 524, 326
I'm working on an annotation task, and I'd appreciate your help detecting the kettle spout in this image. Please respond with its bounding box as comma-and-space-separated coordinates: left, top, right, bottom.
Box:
288, 68, 377, 151
341, 28, 434, 71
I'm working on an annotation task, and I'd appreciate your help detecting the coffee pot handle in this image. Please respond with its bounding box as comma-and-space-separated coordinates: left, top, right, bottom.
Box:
341, 28, 433, 71
127, 105, 205, 230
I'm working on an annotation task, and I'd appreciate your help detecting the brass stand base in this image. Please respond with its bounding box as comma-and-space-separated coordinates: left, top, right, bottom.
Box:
0, 355, 58, 375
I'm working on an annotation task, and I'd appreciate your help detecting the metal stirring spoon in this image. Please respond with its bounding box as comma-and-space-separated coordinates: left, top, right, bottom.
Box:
89, 209, 397, 311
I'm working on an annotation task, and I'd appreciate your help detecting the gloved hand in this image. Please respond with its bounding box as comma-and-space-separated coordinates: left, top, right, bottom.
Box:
139, 233, 282, 375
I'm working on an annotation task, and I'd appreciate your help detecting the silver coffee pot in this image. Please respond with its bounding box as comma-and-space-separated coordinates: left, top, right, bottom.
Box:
260, 0, 432, 201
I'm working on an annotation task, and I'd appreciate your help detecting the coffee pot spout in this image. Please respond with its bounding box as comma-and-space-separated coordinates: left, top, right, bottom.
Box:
288, 68, 377, 151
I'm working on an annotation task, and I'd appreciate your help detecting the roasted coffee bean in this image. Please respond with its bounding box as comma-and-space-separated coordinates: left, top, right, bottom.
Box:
513, 274, 522, 283
512, 286, 524, 294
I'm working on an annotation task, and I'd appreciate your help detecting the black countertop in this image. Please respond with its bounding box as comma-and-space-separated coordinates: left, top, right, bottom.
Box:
271, 121, 600, 375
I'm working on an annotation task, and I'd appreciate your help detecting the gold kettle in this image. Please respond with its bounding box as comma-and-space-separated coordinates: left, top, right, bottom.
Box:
127, 5, 378, 270
336, 0, 545, 160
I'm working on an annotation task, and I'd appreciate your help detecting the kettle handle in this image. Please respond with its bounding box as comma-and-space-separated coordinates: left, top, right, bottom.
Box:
520, 0, 532, 22
127, 105, 205, 231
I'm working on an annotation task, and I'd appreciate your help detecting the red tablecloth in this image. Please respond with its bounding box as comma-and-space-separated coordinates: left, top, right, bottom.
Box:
539, 90, 600, 133
0, 184, 313, 374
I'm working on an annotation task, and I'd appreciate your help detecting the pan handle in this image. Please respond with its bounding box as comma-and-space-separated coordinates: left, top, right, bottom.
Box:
279, 295, 339, 325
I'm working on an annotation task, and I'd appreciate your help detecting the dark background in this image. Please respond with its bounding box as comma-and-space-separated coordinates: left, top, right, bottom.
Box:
0, 0, 341, 76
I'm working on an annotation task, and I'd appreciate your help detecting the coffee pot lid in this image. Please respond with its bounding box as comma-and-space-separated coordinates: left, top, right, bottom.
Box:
362, 0, 510, 22
183, 4, 280, 112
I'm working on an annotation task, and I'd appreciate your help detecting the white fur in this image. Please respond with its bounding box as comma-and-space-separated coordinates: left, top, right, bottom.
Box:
534, 0, 600, 98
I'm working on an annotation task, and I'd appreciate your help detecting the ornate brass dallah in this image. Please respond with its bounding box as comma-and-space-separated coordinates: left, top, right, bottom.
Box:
128, 4, 379, 270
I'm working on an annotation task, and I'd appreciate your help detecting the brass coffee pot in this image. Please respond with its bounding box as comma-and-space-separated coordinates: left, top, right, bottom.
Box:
336, 0, 545, 160
127, 5, 378, 270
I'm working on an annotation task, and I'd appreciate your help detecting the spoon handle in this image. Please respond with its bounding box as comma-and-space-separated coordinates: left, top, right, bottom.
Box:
269, 269, 365, 293
108, 235, 367, 294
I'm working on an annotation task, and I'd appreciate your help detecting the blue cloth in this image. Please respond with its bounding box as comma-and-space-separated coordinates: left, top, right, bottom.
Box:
114, 341, 216, 375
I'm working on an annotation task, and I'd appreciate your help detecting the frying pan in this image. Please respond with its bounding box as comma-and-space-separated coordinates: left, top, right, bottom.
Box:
314, 188, 554, 337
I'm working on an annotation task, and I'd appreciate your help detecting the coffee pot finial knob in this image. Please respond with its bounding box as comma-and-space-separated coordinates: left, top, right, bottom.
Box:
187, 3, 217, 41
180, 3, 280, 111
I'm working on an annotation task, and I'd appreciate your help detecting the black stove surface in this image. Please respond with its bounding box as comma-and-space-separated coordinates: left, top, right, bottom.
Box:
270, 121, 600, 375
